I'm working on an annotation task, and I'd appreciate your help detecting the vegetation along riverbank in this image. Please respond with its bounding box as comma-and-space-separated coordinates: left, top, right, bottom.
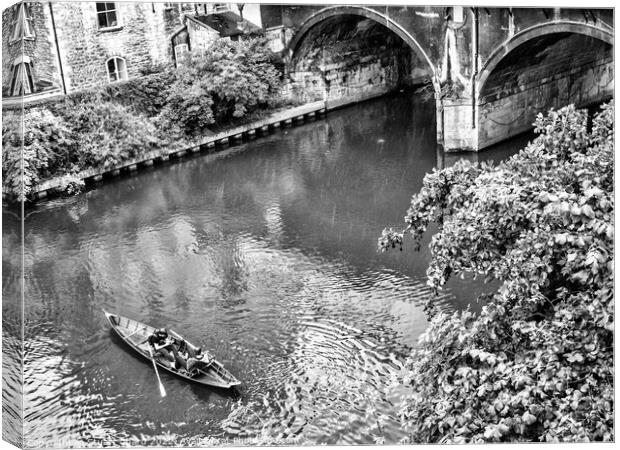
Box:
380, 101, 613, 443
2, 37, 295, 202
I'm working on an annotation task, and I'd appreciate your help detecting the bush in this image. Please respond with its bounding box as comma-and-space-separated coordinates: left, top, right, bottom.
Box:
206, 38, 282, 121
102, 69, 177, 117
58, 95, 161, 170
2, 108, 72, 200
157, 73, 215, 138
380, 102, 614, 443
158, 37, 282, 136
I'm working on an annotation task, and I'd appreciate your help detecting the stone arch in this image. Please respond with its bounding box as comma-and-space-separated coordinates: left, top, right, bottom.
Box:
286, 5, 439, 93
477, 21, 613, 94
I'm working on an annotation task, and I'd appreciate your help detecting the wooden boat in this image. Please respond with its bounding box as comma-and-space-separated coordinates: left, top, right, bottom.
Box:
104, 311, 241, 389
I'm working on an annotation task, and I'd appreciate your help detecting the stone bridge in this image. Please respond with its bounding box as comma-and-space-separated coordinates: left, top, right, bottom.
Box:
265, 5, 613, 151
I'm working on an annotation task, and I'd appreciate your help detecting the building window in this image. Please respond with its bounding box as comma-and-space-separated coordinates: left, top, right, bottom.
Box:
106, 57, 127, 82
96, 3, 118, 29
10, 2, 36, 42
174, 44, 189, 63
10, 60, 35, 96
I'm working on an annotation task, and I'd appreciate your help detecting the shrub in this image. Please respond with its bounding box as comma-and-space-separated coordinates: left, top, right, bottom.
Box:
102, 69, 177, 117
204, 38, 282, 122
58, 95, 161, 170
2, 108, 72, 200
157, 72, 215, 138
380, 102, 614, 443
158, 37, 282, 136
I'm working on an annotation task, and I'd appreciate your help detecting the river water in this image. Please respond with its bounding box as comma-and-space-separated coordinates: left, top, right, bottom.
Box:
2, 92, 528, 446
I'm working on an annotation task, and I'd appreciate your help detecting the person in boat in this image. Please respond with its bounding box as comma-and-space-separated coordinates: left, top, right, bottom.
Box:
185, 347, 214, 376
147, 328, 178, 369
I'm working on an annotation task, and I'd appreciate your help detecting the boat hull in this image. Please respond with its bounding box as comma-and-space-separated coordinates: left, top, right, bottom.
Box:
104, 311, 241, 389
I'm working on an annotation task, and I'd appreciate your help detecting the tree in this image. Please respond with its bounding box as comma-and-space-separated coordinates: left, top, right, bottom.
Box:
59, 95, 161, 170
379, 102, 614, 443
2, 108, 73, 200
158, 38, 282, 136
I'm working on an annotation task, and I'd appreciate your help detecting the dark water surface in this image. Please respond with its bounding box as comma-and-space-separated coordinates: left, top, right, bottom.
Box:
3, 93, 527, 446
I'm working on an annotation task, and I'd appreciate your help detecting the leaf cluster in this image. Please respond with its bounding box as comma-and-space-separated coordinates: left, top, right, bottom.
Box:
381, 102, 614, 443
2, 108, 72, 200
158, 38, 282, 136
2, 96, 161, 201
101, 69, 178, 117
57, 96, 160, 170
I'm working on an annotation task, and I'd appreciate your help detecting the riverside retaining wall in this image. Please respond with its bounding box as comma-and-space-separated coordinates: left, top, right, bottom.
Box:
22, 101, 330, 202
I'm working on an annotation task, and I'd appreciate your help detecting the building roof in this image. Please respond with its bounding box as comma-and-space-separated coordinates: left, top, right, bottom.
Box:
192, 11, 261, 38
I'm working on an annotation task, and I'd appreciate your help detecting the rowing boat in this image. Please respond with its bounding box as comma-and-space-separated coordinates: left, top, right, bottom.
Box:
104, 311, 241, 389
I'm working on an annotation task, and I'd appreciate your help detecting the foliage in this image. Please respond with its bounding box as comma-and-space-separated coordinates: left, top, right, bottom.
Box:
2, 109, 72, 200
158, 38, 282, 136
58, 95, 161, 170
380, 102, 614, 443
157, 74, 215, 138
56, 173, 85, 196
102, 69, 177, 117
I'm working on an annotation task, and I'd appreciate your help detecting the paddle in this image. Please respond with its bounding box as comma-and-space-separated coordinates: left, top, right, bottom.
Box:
148, 347, 167, 398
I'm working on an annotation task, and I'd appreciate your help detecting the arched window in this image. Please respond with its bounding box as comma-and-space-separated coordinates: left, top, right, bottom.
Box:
10, 57, 35, 96
106, 57, 127, 82
10, 2, 35, 42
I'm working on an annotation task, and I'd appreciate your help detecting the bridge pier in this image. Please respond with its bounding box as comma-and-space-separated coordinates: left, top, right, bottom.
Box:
437, 99, 478, 152
439, 21, 613, 152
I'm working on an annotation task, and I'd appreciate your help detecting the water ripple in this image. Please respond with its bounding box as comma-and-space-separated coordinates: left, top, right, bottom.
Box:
3, 91, 517, 446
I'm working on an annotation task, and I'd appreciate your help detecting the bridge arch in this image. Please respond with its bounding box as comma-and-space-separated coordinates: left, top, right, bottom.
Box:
286, 5, 439, 93
477, 21, 613, 94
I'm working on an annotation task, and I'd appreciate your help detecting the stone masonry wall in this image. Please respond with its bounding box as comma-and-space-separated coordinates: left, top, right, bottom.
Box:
478, 34, 613, 148
186, 17, 219, 52
288, 45, 432, 109
478, 56, 613, 148
287, 14, 433, 108
287, 49, 414, 106
2, 2, 62, 96
51, 2, 186, 92
2, 6, 20, 94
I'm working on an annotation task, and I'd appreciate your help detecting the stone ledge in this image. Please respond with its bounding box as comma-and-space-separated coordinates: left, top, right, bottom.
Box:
26, 101, 328, 201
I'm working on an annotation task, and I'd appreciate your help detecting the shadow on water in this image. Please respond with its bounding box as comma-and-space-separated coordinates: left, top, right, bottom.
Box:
4, 90, 529, 446
436, 129, 536, 170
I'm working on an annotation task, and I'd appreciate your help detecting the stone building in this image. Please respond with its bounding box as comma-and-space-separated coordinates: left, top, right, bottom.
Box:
171, 6, 262, 66
2, 2, 263, 103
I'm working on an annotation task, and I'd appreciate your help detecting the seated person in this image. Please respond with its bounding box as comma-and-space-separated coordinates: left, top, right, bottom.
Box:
147, 328, 177, 369
186, 347, 214, 376
176, 338, 187, 354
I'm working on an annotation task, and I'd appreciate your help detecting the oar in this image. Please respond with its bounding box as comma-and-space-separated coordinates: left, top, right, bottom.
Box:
148, 347, 167, 397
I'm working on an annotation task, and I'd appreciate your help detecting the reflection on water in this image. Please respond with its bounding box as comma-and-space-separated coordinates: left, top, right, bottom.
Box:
2, 92, 524, 446
2, 208, 23, 448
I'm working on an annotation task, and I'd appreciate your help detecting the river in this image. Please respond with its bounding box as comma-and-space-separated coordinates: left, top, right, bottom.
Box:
2, 91, 529, 446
